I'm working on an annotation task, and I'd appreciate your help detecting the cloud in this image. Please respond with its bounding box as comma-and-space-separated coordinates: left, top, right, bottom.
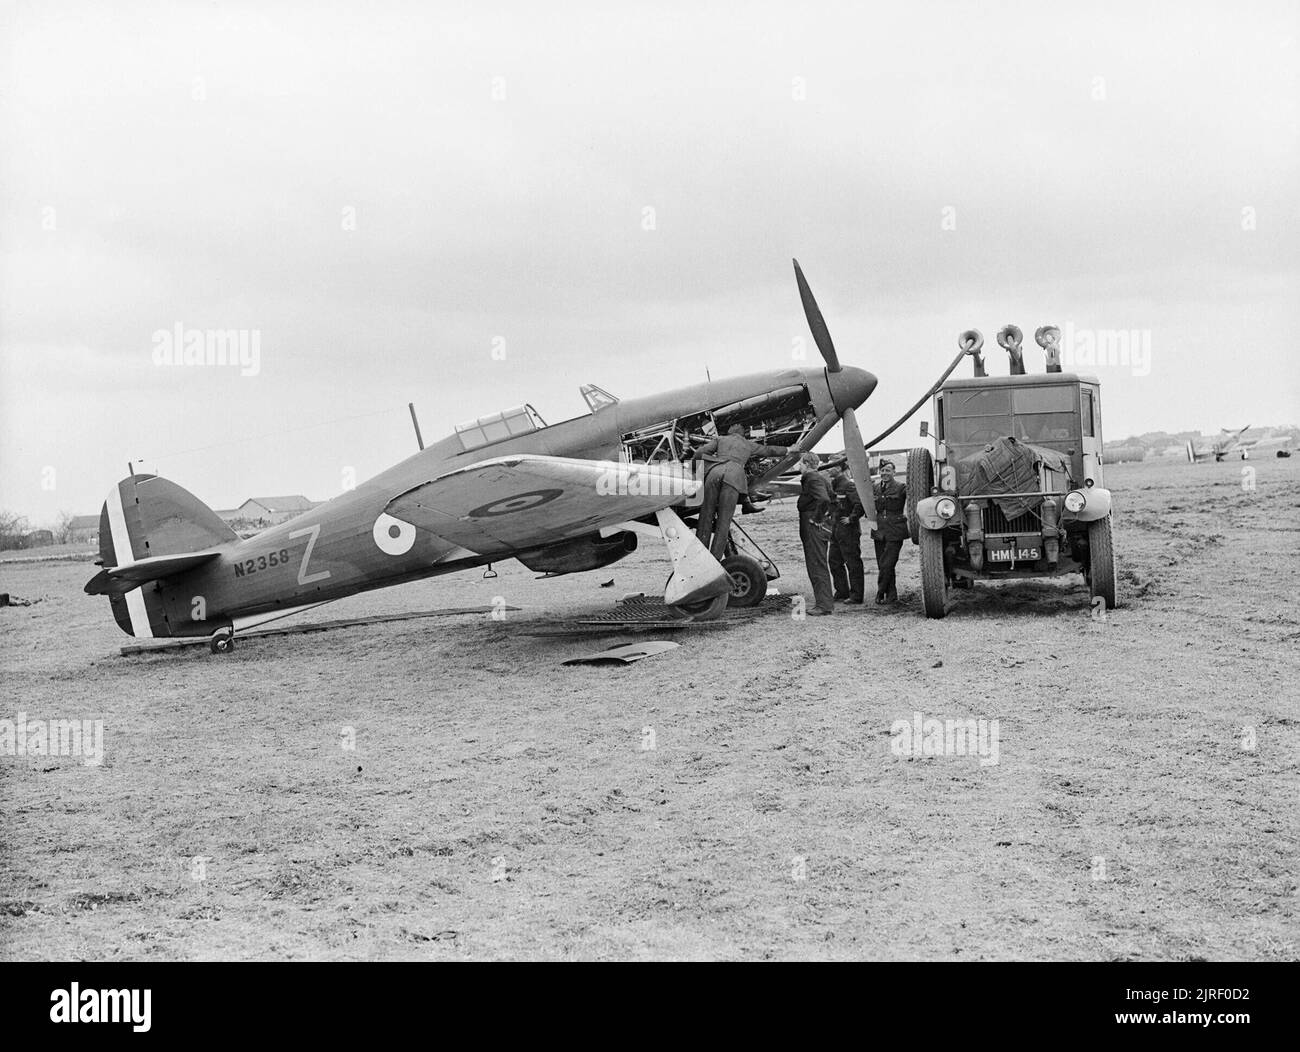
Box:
2, 0, 1297, 522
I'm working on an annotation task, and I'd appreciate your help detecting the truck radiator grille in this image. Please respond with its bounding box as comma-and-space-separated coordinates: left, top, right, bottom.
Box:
981, 504, 1040, 535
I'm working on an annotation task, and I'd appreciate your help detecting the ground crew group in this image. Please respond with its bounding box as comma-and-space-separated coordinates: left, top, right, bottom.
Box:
797, 452, 907, 616
688, 425, 909, 617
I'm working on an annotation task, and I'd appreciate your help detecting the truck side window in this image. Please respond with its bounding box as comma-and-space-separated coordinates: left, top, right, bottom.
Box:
935, 395, 944, 440
1081, 389, 1094, 437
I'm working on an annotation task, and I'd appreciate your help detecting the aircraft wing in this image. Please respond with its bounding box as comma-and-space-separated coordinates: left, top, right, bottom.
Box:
385, 455, 693, 555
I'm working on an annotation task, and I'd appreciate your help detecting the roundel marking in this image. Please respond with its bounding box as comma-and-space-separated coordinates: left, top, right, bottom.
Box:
373, 512, 417, 556
468, 488, 564, 518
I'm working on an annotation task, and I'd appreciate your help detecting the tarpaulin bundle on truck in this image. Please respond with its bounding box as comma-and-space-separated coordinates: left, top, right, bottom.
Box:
959, 436, 1070, 519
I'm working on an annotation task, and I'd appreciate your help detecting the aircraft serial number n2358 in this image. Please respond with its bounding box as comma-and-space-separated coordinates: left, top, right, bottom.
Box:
232, 549, 291, 579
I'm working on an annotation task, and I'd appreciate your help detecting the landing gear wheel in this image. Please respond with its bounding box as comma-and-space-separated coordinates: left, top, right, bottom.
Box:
209, 628, 235, 654
721, 554, 767, 608
906, 447, 934, 545
919, 529, 949, 619
1087, 513, 1119, 609
671, 591, 731, 621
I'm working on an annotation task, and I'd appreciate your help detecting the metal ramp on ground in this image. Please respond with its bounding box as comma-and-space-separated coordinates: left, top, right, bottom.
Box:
522, 593, 793, 637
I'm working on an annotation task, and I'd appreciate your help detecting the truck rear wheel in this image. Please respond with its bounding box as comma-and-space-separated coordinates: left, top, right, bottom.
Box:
919, 529, 948, 618
722, 554, 767, 608
906, 447, 934, 545
1087, 513, 1119, 609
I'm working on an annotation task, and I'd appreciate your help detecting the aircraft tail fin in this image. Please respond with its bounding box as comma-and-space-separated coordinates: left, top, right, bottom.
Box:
90, 475, 237, 637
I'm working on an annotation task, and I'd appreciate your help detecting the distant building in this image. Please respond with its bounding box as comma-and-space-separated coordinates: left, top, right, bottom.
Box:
224, 495, 319, 527
67, 515, 101, 544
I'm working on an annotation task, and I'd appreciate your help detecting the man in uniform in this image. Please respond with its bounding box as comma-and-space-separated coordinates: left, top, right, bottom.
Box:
871, 459, 908, 604
826, 464, 865, 604
687, 423, 785, 561
796, 452, 836, 616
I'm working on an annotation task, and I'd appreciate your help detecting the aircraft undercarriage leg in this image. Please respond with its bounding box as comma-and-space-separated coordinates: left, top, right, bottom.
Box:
209, 626, 235, 654
611, 509, 733, 619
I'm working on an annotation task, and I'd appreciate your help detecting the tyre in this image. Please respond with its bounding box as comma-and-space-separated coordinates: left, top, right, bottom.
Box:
209, 628, 234, 654
919, 529, 948, 618
671, 591, 730, 620
906, 447, 934, 545
721, 554, 767, 608
1087, 513, 1119, 609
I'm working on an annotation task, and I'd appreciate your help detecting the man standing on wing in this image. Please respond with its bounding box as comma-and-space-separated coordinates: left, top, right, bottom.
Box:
688, 423, 785, 561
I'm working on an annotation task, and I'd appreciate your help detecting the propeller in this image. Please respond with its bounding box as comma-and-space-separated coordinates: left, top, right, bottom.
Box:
840, 410, 877, 531
792, 259, 876, 529
794, 259, 840, 372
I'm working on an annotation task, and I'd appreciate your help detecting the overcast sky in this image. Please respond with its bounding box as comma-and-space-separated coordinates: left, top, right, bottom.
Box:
2, 0, 1297, 523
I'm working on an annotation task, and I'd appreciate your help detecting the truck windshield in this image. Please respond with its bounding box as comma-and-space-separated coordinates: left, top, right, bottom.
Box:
948, 388, 1011, 417
943, 385, 1085, 446
947, 415, 1012, 444
945, 389, 1012, 444
1016, 414, 1079, 442
1011, 386, 1078, 442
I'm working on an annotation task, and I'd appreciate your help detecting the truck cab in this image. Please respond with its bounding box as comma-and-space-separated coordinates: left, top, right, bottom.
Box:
934, 374, 1104, 489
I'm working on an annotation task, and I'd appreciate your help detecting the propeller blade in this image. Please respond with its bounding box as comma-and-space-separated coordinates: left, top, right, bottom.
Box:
840, 409, 876, 532
793, 258, 841, 373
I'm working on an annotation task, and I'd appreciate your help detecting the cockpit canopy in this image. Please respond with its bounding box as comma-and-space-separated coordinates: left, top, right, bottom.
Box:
454, 404, 547, 451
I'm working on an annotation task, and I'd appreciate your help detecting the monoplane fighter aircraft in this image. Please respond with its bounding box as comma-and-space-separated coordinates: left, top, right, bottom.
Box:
1185, 426, 1293, 462
87, 262, 878, 650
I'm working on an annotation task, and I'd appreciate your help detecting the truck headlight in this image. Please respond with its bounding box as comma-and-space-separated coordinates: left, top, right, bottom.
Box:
1064, 490, 1086, 513
935, 496, 958, 519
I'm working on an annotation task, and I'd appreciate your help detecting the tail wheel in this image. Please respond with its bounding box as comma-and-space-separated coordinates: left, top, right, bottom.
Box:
919, 529, 949, 619
1087, 513, 1119, 609
671, 591, 730, 621
906, 447, 934, 546
721, 554, 767, 608
209, 627, 235, 654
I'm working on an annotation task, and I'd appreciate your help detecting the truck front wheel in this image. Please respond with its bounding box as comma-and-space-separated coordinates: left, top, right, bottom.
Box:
919, 529, 949, 618
906, 447, 934, 546
1087, 513, 1119, 609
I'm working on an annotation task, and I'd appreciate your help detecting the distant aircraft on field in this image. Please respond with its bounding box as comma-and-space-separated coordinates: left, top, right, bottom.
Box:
1185, 426, 1293, 463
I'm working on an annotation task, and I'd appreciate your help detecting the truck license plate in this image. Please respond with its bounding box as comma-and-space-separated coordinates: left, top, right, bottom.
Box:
988, 545, 1040, 562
